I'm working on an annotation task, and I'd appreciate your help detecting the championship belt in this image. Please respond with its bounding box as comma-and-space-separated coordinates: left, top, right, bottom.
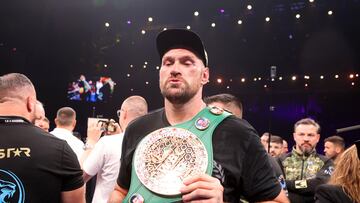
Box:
124, 107, 231, 203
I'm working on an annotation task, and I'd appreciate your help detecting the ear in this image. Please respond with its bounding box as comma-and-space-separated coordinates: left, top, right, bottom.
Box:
201, 67, 210, 85
73, 119, 77, 128
26, 96, 36, 113
123, 110, 128, 121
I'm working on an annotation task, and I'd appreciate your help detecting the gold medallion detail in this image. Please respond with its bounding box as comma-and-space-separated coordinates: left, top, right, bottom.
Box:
134, 127, 208, 196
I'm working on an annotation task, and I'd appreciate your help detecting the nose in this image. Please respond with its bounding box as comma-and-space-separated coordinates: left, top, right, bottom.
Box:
170, 63, 181, 77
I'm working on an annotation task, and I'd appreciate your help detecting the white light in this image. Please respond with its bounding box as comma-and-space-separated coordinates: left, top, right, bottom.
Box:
104, 64, 107, 68
105, 22, 110, 27
320, 75, 324, 79
127, 74, 130, 77
258, 77, 262, 81
217, 78, 222, 83
328, 10, 333, 16
296, 14, 301, 19
349, 74, 354, 79
141, 30, 146, 34
156, 66, 160, 70
309, 0, 314, 2
237, 20, 243, 25
356, 74, 359, 77
130, 88, 134, 91
194, 11, 199, 16
229, 79, 233, 82
241, 78, 245, 82
130, 64, 133, 68
145, 81, 149, 85
253, 78, 257, 81
335, 74, 339, 79
144, 61, 148, 65
305, 83, 308, 87
186, 25, 191, 30
264, 84, 267, 88
247, 5, 252, 10
304, 75, 310, 79
292, 76, 297, 81
279, 77, 283, 80
211, 23, 216, 27
226, 86, 230, 89
271, 78, 275, 81
143, 65, 147, 68
148, 17, 153, 22
265, 17, 270, 22
352, 82, 355, 86
163, 28, 167, 31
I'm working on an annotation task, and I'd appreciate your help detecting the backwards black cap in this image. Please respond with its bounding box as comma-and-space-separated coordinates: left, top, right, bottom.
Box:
156, 29, 208, 67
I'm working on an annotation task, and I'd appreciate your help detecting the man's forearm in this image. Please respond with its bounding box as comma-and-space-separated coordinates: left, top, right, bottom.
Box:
108, 184, 128, 203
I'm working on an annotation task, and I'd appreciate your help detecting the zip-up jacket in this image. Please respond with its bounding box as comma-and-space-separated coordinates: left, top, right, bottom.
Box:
277, 147, 334, 203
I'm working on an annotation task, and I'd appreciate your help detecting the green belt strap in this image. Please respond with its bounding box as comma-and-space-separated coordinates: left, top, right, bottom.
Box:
124, 107, 231, 203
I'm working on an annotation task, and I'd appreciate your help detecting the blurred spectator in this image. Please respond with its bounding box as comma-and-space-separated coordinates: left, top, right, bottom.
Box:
204, 93, 243, 118
315, 141, 359, 203
324, 135, 345, 161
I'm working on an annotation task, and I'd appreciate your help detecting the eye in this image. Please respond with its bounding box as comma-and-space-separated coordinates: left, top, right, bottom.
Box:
163, 60, 173, 66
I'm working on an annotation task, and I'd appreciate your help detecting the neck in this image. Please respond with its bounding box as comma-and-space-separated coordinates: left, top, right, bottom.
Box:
56, 126, 74, 132
0, 102, 31, 121
164, 94, 206, 125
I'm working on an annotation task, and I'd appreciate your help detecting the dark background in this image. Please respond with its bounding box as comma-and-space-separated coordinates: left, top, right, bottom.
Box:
1, 0, 359, 150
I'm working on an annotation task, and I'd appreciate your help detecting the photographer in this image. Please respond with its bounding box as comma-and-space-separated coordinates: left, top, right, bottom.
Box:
81, 96, 148, 203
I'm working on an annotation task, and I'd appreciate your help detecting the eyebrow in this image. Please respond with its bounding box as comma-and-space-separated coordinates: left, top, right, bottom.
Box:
163, 55, 197, 62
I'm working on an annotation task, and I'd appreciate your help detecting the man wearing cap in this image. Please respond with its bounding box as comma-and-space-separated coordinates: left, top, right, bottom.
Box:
109, 29, 288, 203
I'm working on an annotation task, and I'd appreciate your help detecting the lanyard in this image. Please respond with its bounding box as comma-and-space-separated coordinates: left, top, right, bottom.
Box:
0, 116, 30, 124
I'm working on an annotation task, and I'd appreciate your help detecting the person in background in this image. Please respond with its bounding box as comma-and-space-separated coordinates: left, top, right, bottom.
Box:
34, 100, 50, 132
50, 107, 84, 162
315, 141, 359, 203
282, 139, 289, 155
82, 96, 148, 203
269, 135, 284, 157
323, 135, 345, 161
261, 132, 270, 151
204, 93, 243, 118
0, 73, 85, 203
278, 118, 333, 203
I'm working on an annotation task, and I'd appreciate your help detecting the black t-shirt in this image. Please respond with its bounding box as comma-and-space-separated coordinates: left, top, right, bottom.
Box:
117, 108, 281, 202
315, 185, 353, 203
0, 116, 84, 203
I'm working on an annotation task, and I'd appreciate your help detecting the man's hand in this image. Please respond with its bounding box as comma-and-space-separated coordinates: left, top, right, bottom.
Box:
180, 174, 223, 203
86, 119, 103, 144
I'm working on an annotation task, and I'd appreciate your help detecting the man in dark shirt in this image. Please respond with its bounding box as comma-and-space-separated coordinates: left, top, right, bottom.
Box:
109, 29, 288, 203
0, 73, 85, 203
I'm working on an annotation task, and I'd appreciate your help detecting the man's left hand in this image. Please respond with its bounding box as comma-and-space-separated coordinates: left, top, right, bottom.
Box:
180, 174, 223, 203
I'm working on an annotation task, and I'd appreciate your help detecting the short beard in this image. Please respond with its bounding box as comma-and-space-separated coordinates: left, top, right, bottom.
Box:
161, 83, 197, 105
300, 145, 314, 156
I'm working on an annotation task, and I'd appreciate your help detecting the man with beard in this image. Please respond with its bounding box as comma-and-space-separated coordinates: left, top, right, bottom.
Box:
109, 29, 288, 203
278, 118, 333, 203
0, 73, 85, 203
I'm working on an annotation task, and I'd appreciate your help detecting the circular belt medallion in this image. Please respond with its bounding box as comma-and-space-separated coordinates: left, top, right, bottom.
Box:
134, 127, 208, 196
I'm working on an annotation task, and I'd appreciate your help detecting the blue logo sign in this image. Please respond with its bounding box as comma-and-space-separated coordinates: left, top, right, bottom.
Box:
0, 169, 25, 203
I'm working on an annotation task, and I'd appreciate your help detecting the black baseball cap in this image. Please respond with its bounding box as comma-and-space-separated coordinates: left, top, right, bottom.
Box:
156, 29, 208, 67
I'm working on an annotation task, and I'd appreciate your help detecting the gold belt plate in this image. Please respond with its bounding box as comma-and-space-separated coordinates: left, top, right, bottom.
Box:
134, 127, 208, 196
